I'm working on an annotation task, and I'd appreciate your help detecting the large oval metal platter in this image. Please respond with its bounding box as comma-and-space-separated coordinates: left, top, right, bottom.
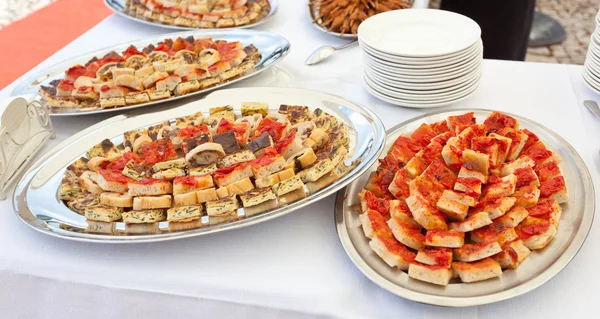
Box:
13, 87, 385, 243
11, 30, 290, 116
104, 0, 279, 31
334, 109, 594, 306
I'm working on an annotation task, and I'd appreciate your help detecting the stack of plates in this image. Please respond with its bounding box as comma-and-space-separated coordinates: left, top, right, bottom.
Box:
583, 10, 600, 93
357, 9, 483, 108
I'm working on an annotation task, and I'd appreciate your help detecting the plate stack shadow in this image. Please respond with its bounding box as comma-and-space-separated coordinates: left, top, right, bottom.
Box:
583, 10, 600, 94
358, 9, 483, 108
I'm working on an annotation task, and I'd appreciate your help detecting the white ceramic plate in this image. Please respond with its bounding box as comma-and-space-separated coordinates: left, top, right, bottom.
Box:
583, 71, 600, 95
364, 73, 480, 103
364, 72, 481, 100
358, 9, 481, 57
361, 41, 482, 66
365, 65, 482, 90
360, 39, 481, 63
365, 57, 481, 83
364, 53, 479, 76
364, 79, 480, 108
363, 45, 482, 71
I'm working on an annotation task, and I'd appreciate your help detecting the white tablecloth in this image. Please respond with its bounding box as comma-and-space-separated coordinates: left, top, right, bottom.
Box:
1, 1, 600, 318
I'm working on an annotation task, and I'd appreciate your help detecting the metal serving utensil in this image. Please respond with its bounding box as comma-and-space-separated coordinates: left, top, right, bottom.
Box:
306, 40, 358, 66
584, 100, 600, 120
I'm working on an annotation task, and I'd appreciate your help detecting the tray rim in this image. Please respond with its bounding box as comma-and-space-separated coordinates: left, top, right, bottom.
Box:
12, 86, 386, 243
11, 29, 290, 117
104, 0, 279, 31
334, 108, 595, 307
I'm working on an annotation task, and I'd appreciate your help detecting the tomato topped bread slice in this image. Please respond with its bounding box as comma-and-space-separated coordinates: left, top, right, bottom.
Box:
447, 112, 476, 135
141, 139, 178, 166
471, 223, 519, 246
387, 217, 425, 250
408, 262, 453, 286
425, 229, 465, 248
217, 118, 251, 147
370, 235, 416, 270
360, 209, 393, 239
213, 162, 253, 187
358, 189, 390, 217
451, 258, 502, 283
128, 178, 173, 196
415, 247, 453, 267
173, 175, 214, 195
251, 147, 285, 179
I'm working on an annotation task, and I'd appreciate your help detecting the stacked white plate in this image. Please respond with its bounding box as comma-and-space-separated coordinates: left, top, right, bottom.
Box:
357, 9, 483, 108
582, 10, 600, 94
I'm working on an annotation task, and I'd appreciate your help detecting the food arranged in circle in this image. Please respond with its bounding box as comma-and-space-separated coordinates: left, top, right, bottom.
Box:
60, 103, 351, 231
123, 0, 271, 28
358, 111, 568, 285
39, 36, 261, 111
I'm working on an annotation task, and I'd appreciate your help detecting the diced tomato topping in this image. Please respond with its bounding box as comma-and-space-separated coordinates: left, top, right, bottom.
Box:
57, 80, 75, 92
98, 169, 133, 184
251, 147, 279, 168
521, 129, 540, 152
141, 139, 178, 165
254, 118, 287, 141
378, 236, 416, 261
106, 152, 144, 171
366, 210, 393, 238
154, 43, 174, 55
213, 162, 249, 180
171, 37, 194, 52
448, 112, 476, 133
410, 123, 436, 147
527, 199, 556, 219
514, 167, 537, 188
216, 119, 250, 145
540, 176, 566, 198
135, 177, 165, 185
483, 112, 518, 132
179, 124, 209, 139
65, 65, 92, 81
216, 41, 240, 56
518, 223, 550, 239
194, 38, 216, 52
364, 190, 390, 217
122, 45, 147, 59
365, 168, 395, 199
274, 129, 297, 155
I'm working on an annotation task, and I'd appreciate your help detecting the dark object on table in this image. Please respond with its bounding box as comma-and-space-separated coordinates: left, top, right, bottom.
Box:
440, 0, 536, 61
529, 12, 566, 47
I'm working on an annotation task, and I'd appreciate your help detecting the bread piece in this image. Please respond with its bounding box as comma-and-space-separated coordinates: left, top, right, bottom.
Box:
67, 193, 100, 215
449, 212, 493, 232
483, 174, 517, 198
84, 205, 123, 222
285, 148, 317, 171
133, 195, 172, 210
148, 89, 171, 101
206, 196, 239, 216
277, 168, 295, 181
436, 197, 469, 221
495, 206, 529, 228
95, 170, 131, 193
540, 176, 569, 204
493, 239, 531, 268
252, 151, 286, 179
501, 156, 534, 176
406, 194, 448, 230
408, 262, 453, 286
415, 247, 453, 267
152, 158, 187, 172
482, 196, 517, 219
297, 159, 334, 183
440, 189, 476, 207
425, 229, 465, 248
454, 241, 502, 262
122, 209, 166, 224
196, 188, 219, 203
128, 178, 173, 196
255, 172, 280, 188
173, 175, 214, 195
226, 177, 255, 195
115, 74, 143, 91
88, 139, 121, 158
60, 176, 83, 201
244, 199, 278, 217
189, 163, 218, 176
272, 175, 304, 196
65, 157, 90, 177
370, 235, 415, 270
515, 216, 557, 250
218, 149, 255, 168
239, 187, 276, 207
78, 172, 104, 195
513, 185, 540, 208
452, 258, 502, 283
454, 177, 482, 195
216, 186, 230, 199
175, 80, 200, 96
458, 166, 488, 183
214, 162, 253, 187
185, 142, 226, 167
462, 149, 490, 176
125, 92, 150, 105
387, 217, 425, 250
241, 102, 268, 117
173, 192, 198, 207
359, 209, 393, 239
100, 192, 133, 207
209, 105, 235, 122
471, 224, 519, 246
167, 205, 203, 222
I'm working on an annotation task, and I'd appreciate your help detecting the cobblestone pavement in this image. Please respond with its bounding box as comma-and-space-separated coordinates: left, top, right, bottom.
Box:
429, 0, 600, 65
0, 0, 598, 64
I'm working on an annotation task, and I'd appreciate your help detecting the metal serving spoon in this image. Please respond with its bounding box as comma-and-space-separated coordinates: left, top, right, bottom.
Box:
584, 100, 600, 120
305, 40, 358, 66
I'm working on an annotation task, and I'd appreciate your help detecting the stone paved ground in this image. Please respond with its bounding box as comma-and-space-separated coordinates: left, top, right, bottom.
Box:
0, 0, 598, 64
429, 0, 598, 64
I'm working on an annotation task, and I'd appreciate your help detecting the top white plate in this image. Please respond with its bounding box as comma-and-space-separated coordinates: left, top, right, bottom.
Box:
357, 9, 481, 57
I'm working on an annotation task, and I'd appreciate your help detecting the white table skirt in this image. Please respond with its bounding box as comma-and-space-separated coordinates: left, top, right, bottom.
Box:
1, 1, 599, 318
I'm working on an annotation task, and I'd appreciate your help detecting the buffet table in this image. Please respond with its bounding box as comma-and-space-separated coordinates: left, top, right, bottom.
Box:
1, 1, 599, 318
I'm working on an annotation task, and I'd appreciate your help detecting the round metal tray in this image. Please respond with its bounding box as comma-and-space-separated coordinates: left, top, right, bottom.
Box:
13, 87, 385, 243
11, 30, 290, 116
334, 109, 594, 306
104, 0, 278, 31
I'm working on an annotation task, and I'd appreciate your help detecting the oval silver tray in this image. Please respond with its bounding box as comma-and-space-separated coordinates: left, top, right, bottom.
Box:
104, 0, 278, 31
11, 29, 290, 117
13, 87, 385, 243
334, 109, 594, 306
